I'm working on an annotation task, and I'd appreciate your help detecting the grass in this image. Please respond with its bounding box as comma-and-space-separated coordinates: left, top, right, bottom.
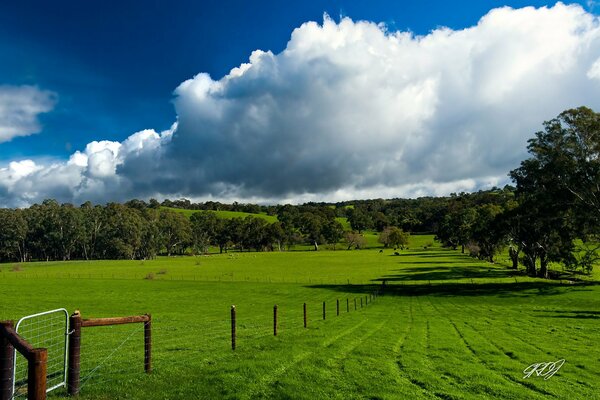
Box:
163, 207, 278, 223
1, 236, 598, 399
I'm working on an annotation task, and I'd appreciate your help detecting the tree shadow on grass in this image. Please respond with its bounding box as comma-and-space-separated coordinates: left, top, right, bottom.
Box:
388, 250, 451, 257
376, 265, 516, 281
532, 310, 600, 319
305, 281, 600, 298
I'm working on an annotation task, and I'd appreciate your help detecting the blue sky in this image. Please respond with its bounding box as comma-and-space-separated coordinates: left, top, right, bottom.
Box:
1, 1, 599, 205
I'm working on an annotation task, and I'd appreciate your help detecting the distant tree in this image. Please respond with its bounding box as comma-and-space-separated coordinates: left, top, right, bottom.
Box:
348, 208, 372, 233
158, 209, 192, 256
241, 216, 269, 251
372, 212, 390, 232
80, 202, 103, 260
344, 231, 367, 250
268, 222, 286, 251
322, 219, 344, 250
379, 227, 410, 249
139, 208, 161, 259
148, 198, 161, 209
125, 199, 148, 210
0, 209, 28, 262
190, 211, 219, 254
298, 213, 324, 251
98, 203, 145, 259
470, 204, 504, 263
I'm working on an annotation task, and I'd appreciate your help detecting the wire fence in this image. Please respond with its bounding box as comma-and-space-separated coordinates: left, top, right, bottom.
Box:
1, 289, 381, 399
68, 290, 380, 395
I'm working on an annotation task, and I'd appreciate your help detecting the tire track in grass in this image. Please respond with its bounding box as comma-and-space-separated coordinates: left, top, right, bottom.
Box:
460, 320, 595, 396
426, 296, 552, 398
391, 296, 447, 399
445, 297, 597, 381
328, 296, 437, 399
242, 317, 369, 398
428, 297, 595, 396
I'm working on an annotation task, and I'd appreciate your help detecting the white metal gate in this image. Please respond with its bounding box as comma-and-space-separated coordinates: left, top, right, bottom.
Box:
12, 308, 69, 397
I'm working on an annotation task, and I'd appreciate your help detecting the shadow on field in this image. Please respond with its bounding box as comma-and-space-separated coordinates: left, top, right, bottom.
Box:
305, 281, 600, 298
532, 310, 600, 319
377, 266, 514, 281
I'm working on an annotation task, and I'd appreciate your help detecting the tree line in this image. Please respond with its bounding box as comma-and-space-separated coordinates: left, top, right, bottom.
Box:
0, 199, 411, 262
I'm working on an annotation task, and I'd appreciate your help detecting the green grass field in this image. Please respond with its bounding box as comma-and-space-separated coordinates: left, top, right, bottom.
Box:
163, 207, 278, 223
1, 236, 598, 399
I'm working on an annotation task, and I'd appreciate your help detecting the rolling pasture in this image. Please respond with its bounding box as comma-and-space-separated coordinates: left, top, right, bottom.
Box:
0, 236, 598, 399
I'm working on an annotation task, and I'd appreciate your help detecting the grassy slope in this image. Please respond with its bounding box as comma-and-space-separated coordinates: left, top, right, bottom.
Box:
1, 236, 598, 399
162, 207, 278, 223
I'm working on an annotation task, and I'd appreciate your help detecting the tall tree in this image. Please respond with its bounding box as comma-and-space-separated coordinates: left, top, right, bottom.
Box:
158, 209, 192, 256
509, 107, 600, 276
190, 211, 219, 254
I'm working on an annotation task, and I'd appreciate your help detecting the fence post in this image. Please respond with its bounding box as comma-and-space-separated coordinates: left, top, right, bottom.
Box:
231, 306, 236, 350
0, 321, 15, 400
322, 302, 326, 320
346, 299, 349, 313
144, 314, 152, 373
28, 348, 47, 400
303, 303, 307, 328
361, 298, 363, 308
354, 298, 357, 310
67, 311, 82, 396
336, 299, 339, 316
273, 305, 278, 336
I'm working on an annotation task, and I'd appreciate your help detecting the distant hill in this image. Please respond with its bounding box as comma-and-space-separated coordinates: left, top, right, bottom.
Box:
162, 207, 278, 223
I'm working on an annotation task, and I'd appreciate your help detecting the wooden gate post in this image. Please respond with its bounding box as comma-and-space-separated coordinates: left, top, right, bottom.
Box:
0, 321, 15, 400
67, 311, 82, 396
144, 314, 152, 373
322, 302, 326, 320
28, 348, 47, 400
336, 299, 339, 316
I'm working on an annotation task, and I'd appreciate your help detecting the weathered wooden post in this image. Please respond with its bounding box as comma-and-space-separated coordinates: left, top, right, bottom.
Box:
273, 305, 278, 336
322, 302, 326, 320
231, 306, 236, 350
68, 311, 82, 396
346, 298, 349, 313
336, 299, 339, 316
303, 303, 307, 328
0, 321, 14, 400
144, 314, 152, 373
29, 348, 47, 400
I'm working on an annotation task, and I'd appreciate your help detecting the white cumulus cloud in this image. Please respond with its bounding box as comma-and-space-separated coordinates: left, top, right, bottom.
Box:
0, 85, 57, 143
1, 3, 600, 206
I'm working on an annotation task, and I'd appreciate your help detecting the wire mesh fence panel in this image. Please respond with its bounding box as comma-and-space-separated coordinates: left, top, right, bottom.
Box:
13, 308, 69, 398
78, 323, 146, 391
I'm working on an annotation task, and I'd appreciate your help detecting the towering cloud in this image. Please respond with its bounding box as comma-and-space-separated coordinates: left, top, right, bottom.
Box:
1, 3, 600, 206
